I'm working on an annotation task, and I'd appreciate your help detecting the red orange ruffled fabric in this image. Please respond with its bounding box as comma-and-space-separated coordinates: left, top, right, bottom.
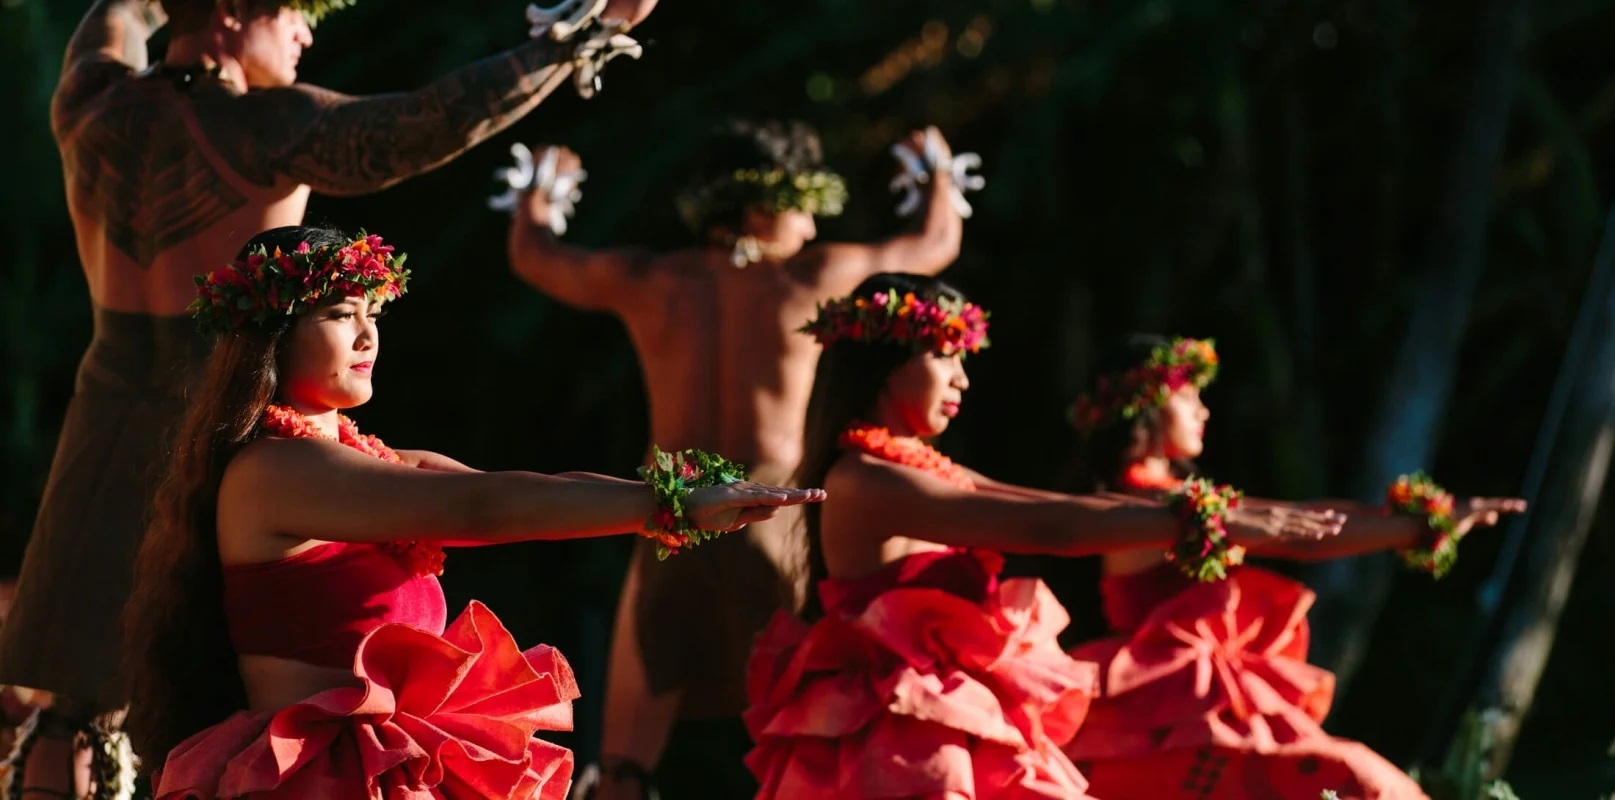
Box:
1066, 565, 1427, 800
156, 601, 578, 800
745, 548, 1098, 799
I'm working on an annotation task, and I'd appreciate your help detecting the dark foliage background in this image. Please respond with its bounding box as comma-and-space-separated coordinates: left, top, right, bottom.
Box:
3, 0, 1613, 794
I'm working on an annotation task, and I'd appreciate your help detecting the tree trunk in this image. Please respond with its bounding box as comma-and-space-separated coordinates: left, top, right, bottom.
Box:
1303, 0, 1529, 687
1419, 204, 1615, 774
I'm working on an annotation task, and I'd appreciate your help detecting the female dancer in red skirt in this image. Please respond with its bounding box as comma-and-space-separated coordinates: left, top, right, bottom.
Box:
119, 225, 822, 800
1062, 334, 1524, 800
743, 276, 1344, 799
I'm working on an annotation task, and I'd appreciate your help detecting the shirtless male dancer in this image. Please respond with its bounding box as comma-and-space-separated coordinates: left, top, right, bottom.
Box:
1, 0, 654, 794
504, 120, 971, 798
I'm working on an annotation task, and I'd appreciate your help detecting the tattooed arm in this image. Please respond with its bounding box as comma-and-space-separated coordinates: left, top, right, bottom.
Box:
230, 38, 584, 196
52, 0, 166, 132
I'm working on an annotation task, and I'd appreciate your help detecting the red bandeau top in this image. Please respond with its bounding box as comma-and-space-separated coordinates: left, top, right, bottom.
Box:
222, 541, 447, 669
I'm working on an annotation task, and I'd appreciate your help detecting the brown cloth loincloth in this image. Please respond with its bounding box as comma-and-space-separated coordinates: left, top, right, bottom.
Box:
0, 308, 206, 709
634, 505, 804, 719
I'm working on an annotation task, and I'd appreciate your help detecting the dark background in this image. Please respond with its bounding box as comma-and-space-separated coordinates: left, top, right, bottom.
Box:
3, 0, 1613, 795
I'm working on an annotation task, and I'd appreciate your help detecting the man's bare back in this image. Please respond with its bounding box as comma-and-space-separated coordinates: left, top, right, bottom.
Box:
504, 126, 968, 797
618, 246, 861, 483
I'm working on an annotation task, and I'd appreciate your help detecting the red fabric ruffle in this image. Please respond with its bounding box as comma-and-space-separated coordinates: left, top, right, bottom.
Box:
156, 601, 578, 800
745, 567, 1097, 799
1066, 568, 1425, 799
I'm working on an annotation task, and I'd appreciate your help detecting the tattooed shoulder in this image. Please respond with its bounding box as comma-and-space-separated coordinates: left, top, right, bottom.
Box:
57, 78, 249, 268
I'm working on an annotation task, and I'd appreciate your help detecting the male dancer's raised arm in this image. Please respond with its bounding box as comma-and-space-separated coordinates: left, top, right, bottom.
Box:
505, 145, 658, 312
231, 39, 589, 195
52, 0, 166, 128
810, 126, 967, 288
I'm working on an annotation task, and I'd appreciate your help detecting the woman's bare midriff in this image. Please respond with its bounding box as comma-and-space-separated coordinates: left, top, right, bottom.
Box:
238, 654, 362, 712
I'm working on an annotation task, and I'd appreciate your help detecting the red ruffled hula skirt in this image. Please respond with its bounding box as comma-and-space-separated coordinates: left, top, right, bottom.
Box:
156, 602, 578, 800
745, 548, 1098, 799
1066, 566, 1427, 800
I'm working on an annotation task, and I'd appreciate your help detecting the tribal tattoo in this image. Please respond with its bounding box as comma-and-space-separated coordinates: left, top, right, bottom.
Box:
54, 0, 579, 267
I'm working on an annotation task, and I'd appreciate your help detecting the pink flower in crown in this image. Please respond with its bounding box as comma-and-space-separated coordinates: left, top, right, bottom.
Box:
679, 461, 700, 481
295, 241, 312, 254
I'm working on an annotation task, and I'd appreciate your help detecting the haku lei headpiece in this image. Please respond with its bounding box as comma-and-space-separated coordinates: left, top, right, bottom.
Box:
1071, 337, 1219, 431
800, 289, 990, 357
190, 231, 409, 335
676, 168, 849, 234
285, 0, 355, 25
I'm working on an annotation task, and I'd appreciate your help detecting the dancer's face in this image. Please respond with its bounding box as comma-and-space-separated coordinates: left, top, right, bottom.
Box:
280, 297, 383, 413
229, 5, 312, 88
874, 351, 969, 438
1156, 386, 1208, 460
742, 208, 818, 257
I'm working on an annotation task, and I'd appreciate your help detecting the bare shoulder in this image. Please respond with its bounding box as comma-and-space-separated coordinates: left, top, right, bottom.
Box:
57, 77, 272, 267
220, 436, 333, 500
50, 61, 135, 137
823, 452, 909, 499
191, 82, 333, 187
786, 241, 879, 295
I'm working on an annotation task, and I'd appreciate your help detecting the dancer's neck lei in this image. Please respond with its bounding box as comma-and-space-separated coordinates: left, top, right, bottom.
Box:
1117, 462, 1183, 493
839, 423, 976, 491
259, 404, 446, 577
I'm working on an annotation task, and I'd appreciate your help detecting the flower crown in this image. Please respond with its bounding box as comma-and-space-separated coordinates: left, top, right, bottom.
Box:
676, 167, 848, 232
190, 232, 409, 335
287, 0, 356, 25
1071, 337, 1219, 431
800, 289, 990, 357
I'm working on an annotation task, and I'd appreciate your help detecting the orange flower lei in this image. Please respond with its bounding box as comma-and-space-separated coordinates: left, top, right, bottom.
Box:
1118, 462, 1184, 493
259, 404, 446, 577
839, 423, 976, 491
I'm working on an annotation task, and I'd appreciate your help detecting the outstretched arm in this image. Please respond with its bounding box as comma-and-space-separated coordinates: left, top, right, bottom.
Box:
234, 37, 586, 195
827, 456, 1339, 557
1242, 496, 1524, 561
220, 438, 822, 548
52, 0, 166, 130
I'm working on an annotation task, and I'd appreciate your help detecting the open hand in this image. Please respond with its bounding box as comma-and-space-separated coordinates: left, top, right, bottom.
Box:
1226, 504, 1344, 546
895, 126, 951, 168
685, 482, 827, 531
1453, 497, 1527, 537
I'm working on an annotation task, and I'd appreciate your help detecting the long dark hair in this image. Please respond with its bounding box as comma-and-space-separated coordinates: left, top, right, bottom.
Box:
122, 225, 348, 765
793, 273, 970, 620
1064, 333, 1198, 494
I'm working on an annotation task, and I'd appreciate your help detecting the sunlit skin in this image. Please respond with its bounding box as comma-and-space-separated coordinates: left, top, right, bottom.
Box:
814, 346, 1345, 589
508, 131, 969, 797
205, 293, 823, 722
173, 5, 313, 92
275, 297, 384, 429
1103, 385, 1527, 577
29, 0, 658, 788
872, 352, 970, 441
